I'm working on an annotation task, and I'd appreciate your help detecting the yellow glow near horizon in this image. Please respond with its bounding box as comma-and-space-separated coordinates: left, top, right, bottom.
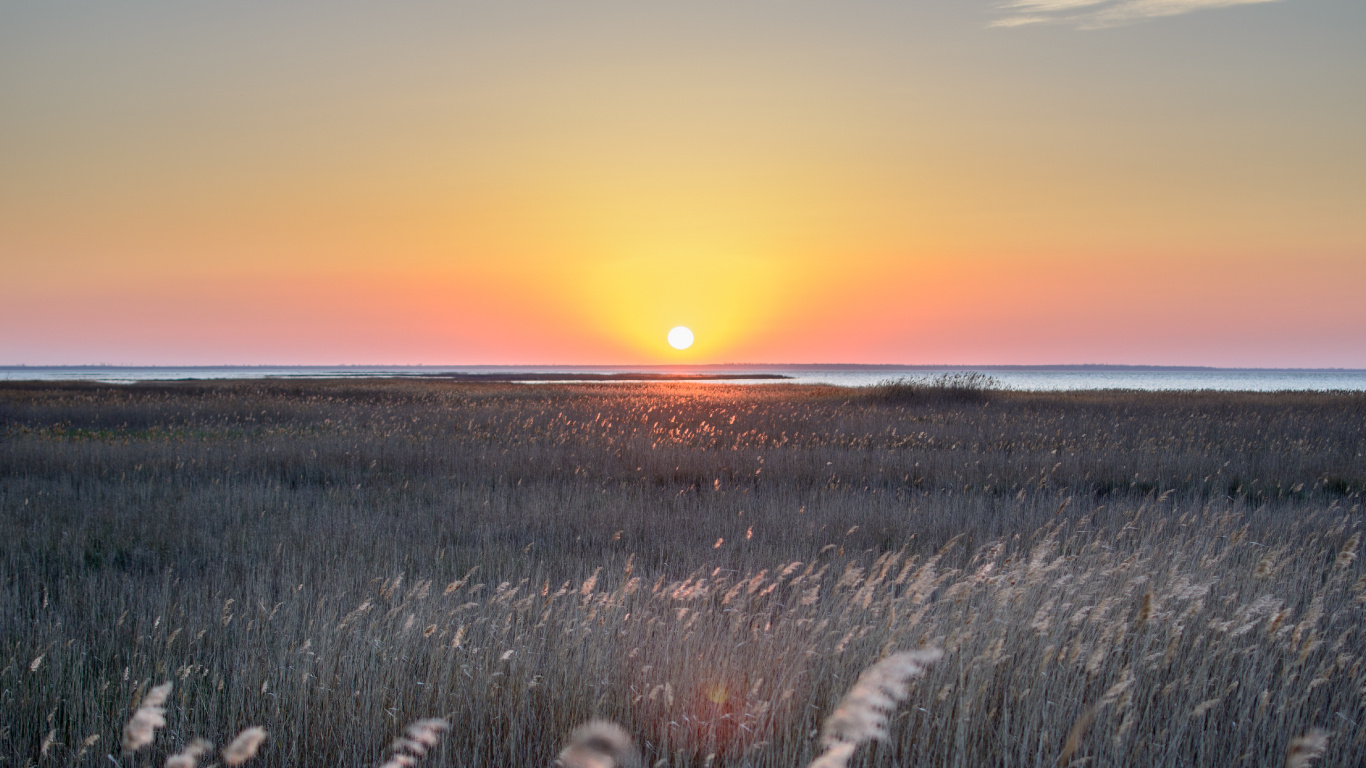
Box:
568, 250, 800, 361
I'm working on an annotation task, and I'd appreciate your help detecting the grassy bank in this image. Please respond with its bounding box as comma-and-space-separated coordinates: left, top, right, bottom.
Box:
1, 380, 1363, 766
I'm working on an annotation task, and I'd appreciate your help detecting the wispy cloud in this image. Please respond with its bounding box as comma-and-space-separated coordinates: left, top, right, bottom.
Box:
992, 0, 1288, 29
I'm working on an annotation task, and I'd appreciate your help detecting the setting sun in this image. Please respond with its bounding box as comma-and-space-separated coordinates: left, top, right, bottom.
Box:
668, 326, 695, 350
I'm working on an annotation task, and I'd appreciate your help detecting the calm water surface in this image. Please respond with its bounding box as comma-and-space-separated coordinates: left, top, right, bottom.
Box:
3, 366, 1365, 391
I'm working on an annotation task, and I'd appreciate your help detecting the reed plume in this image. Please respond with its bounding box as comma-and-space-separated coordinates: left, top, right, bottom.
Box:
557, 721, 640, 768
222, 727, 267, 766
806, 741, 859, 768
165, 739, 212, 768
1336, 534, 1359, 569
123, 682, 173, 752
75, 734, 100, 761
378, 719, 450, 768
1056, 704, 1098, 767
809, 648, 943, 768
1285, 729, 1329, 768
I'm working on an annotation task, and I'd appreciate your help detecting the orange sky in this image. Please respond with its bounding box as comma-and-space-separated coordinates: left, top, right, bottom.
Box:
2, 1, 1364, 366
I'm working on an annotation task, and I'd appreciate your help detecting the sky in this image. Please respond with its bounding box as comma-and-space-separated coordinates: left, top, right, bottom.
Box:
2, 0, 1363, 367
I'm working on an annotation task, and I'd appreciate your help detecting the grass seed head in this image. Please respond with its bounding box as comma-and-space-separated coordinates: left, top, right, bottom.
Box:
813, 648, 943, 767
165, 738, 212, 768
1336, 534, 1359, 569
123, 682, 173, 752
557, 721, 640, 768
222, 727, 267, 766
1285, 729, 1330, 768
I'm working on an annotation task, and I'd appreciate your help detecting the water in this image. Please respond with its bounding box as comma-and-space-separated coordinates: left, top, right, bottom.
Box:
3, 365, 1365, 391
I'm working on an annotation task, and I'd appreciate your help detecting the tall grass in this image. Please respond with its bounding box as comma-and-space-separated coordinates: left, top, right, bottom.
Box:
856, 372, 999, 405
1, 380, 1362, 766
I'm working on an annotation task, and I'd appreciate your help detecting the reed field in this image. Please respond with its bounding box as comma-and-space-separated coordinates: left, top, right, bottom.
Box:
1, 379, 1363, 767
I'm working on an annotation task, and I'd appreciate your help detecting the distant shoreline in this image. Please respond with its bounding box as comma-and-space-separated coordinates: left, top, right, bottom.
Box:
414, 372, 793, 382
5, 365, 1366, 392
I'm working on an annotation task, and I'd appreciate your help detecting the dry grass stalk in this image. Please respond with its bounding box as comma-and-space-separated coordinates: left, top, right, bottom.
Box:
221, 727, 267, 766
1057, 703, 1099, 767
557, 721, 640, 768
123, 682, 173, 752
1285, 729, 1329, 768
165, 738, 213, 768
1059, 667, 1134, 762
810, 648, 943, 768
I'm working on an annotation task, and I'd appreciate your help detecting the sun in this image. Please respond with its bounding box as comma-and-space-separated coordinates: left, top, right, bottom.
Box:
668, 326, 694, 350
